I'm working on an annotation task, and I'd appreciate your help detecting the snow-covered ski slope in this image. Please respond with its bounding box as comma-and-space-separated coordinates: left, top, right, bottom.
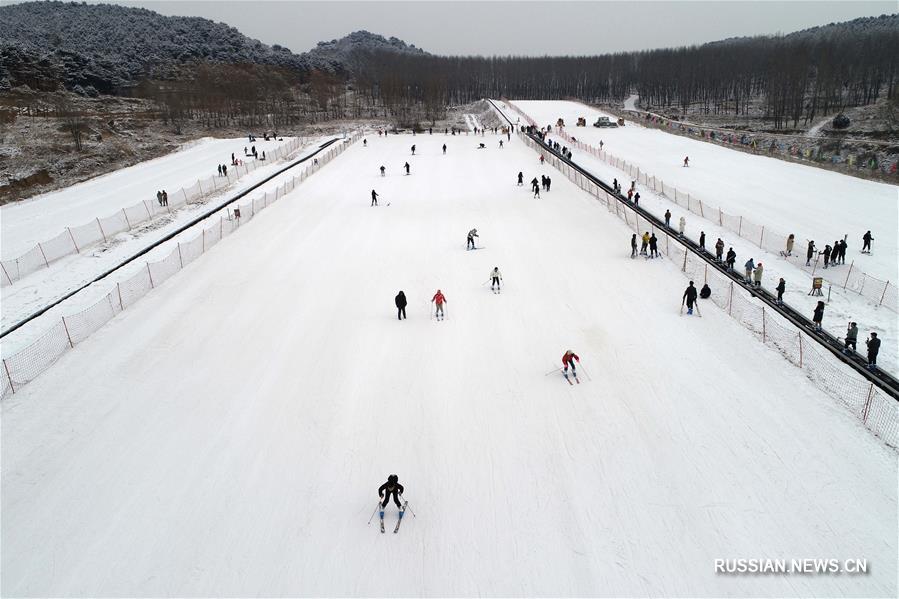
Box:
512, 100, 898, 283
1, 135, 296, 257
2, 133, 895, 597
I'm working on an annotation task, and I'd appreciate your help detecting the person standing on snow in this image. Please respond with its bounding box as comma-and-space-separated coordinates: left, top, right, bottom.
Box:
866, 332, 880, 368
489, 267, 502, 291
806, 240, 816, 266
411, 145, 416, 155
371, 189, 379, 207
683, 281, 698, 315
683, 156, 689, 167
562, 350, 580, 377
784, 234, 795, 257
545, 177, 551, 192
649, 233, 659, 258
404, 162, 410, 175
467, 228, 479, 250
862, 231, 873, 254
517, 172, 524, 186
395, 291, 407, 320
380, 165, 386, 177
539, 155, 545, 165
640, 231, 650, 256
442, 144, 447, 154
631, 234, 638, 258
533, 180, 541, 198
431, 289, 447, 320
844, 322, 858, 353
820, 244, 832, 268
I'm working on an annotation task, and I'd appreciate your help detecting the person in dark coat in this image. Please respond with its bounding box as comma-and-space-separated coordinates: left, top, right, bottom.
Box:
630, 233, 637, 258
699, 283, 711, 299
820, 244, 832, 268
649, 233, 659, 258
715, 238, 724, 262
862, 231, 873, 254
813, 301, 825, 331
379, 474, 404, 509
371, 189, 379, 207
776, 278, 786, 305
725, 248, 736, 271
683, 281, 698, 315
517, 172, 523, 186
404, 162, 410, 175
866, 332, 880, 368
395, 291, 407, 320
699, 231, 706, 251
806, 241, 816, 266
664, 209, 671, 227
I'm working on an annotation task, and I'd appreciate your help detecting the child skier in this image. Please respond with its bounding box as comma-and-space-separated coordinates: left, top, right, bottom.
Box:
431, 290, 447, 320
489, 267, 502, 292
467, 228, 479, 250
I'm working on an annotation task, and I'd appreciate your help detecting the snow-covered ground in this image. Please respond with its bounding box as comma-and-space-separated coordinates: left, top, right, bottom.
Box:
512, 100, 898, 283
2, 132, 895, 597
0, 137, 332, 346
1, 136, 298, 258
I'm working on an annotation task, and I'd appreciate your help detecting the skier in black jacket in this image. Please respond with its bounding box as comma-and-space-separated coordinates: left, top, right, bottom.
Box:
379, 474, 404, 508
683, 281, 698, 315
866, 332, 880, 368
395, 291, 407, 320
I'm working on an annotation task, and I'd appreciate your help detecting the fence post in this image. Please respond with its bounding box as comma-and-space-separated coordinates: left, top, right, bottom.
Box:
117, 283, 124, 310
861, 384, 874, 424
738, 216, 743, 237
759, 226, 764, 248
122, 209, 132, 230
0, 262, 12, 286
3, 359, 14, 393
61, 316, 75, 348
798, 333, 803, 368
728, 282, 734, 315
96, 218, 108, 243
762, 308, 766, 343
682, 248, 688, 272
202, 229, 206, 253
719, 208, 723, 226
177, 243, 184, 268
37, 243, 50, 267
146, 263, 154, 288
704, 263, 708, 284
197, 180, 203, 196
699, 200, 704, 218
843, 261, 853, 289
880, 281, 890, 306
67, 228, 80, 253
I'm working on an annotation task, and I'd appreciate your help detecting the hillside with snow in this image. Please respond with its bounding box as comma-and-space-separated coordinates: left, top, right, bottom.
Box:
1, 124, 895, 596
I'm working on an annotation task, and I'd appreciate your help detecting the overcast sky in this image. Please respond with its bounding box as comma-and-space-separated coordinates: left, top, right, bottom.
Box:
57, 1, 899, 55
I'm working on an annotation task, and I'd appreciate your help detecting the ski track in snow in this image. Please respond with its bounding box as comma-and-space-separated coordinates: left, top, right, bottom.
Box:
1, 133, 895, 597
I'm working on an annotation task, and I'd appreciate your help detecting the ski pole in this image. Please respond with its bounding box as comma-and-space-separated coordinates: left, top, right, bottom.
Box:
399, 495, 416, 517
367, 500, 381, 525
545, 367, 561, 376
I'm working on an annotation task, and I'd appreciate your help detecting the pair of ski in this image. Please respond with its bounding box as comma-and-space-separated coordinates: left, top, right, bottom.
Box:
562, 370, 579, 385
380, 502, 407, 534
491, 287, 502, 294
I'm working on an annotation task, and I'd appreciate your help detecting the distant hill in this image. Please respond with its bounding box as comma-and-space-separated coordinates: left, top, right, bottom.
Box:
705, 13, 899, 47
0, 1, 426, 94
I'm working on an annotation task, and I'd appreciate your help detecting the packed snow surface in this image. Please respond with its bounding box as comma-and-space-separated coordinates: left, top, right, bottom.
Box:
1, 136, 296, 257
2, 132, 895, 597
513, 100, 898, 283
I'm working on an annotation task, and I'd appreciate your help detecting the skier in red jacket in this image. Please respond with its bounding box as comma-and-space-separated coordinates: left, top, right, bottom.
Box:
562, 350, 580, 376
431, 290, 447, 321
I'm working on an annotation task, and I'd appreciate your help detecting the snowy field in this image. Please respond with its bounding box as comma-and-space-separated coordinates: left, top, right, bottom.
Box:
2, 132, 895, 597
1, 135, 297, 257
510, 100, 899, 375
0, 137, 331, 346
512, 100, 898, 283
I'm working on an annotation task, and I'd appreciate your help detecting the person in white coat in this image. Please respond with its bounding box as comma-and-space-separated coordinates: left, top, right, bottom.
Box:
489, 267, 503, 291
678, 216, 686, 236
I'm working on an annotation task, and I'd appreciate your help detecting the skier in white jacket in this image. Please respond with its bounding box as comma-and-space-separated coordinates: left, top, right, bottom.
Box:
489, 267, 502, 291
